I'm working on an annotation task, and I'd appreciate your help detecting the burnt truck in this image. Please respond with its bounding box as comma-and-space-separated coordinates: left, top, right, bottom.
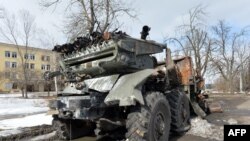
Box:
45, 27, 209, 141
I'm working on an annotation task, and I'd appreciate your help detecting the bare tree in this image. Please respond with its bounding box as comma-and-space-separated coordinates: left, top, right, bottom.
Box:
0, 9, 37, 98
36, 29, 62, 95
167, 5, 213, 78
211, 20, 250, 94
40, 0, 137, 40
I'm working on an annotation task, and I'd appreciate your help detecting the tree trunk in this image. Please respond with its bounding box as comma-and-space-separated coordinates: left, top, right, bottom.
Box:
240, 71, 243, 93
228, 78, 234, 94
24, 78, 28, 98
47, 83, 50, 97
24, 69, 28, 98
21, 88, 24, 97
25, 85, 28, 98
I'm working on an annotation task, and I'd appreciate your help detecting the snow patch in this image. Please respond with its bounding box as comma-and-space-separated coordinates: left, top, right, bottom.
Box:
0, 94, 21, 98
30, 131, 56, 141
187, 117, 223, 141
0, 129, 22, 137
227, 118, 238, 124
0, 113, 52, 130
0, 94, 53, 137
0, 97, 49, 116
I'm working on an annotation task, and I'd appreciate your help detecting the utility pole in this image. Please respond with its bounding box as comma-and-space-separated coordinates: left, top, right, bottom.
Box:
239, 52, 245, 94
240, 71, 243, 93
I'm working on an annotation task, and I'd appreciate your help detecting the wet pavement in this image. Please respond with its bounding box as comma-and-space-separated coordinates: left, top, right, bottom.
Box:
206, 94, 250, 125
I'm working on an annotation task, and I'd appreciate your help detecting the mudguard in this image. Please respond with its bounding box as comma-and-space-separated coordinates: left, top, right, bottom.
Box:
190, 99, 207, 118
189, 92, 207, 118
104, 69, 154, 106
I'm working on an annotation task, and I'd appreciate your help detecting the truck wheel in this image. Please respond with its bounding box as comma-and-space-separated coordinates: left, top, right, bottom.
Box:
126, 92, 171, 141
52, 117, 95, 140
167, 90, 190, 133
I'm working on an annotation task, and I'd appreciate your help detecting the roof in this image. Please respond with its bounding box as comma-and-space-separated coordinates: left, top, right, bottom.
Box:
0, 42, 53, 52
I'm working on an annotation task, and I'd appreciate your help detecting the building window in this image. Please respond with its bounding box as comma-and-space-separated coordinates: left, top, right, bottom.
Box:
25, 63, 35, 69
41, 56, 45, 61
24, 54, 35, 60
41, 64, 46, 70
5, 72, 10, 79
30, 63, 35, 69
5, 61, 10, 68
25, 63, 29, 69
42, 55, 50, 61
46, 56, 50, 61
24, 54, 28, 59
5, 51, 10, 57
10, 73, 16, 79
5, 62, 17, 68
30, 54, 35, 60
41, 64, 50, 70
5, 83, 12, 89
11, 62, 17, 68
12, 83, 18, 89
47, 65, 50, 71
12, 52, 17, 58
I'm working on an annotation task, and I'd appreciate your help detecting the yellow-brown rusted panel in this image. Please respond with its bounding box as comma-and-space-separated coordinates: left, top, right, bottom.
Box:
173, 57, 193, 85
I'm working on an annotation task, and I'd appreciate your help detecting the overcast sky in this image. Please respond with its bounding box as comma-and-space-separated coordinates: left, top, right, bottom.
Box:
1, 0, 250, 45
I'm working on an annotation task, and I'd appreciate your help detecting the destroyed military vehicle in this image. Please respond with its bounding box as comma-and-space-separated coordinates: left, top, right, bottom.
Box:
45, 26, 209, 141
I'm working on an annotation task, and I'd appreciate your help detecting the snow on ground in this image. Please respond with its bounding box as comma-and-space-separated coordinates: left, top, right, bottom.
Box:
0, 94, 21, 98
0, 96, 49, 116
0, 113, 52, 130
0, 93, 53, 137
29, 131, 56, 141
0, 129, 22, 137
187, 117, 224, 141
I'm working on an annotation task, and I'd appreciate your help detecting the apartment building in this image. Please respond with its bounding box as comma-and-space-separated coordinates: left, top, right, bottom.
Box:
0, 42, 60, 92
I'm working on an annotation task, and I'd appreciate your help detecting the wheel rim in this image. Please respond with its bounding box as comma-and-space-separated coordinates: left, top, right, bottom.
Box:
153, 112, 165, 140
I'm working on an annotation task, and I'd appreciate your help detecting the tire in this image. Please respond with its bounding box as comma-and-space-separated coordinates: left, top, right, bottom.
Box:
95, 120, 126, 141
126, 92, 171, 141
167, 89, 190, 133
52, 116, 95, 140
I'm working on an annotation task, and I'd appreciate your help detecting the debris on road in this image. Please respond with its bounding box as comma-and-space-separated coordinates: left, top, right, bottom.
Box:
187, 117, 223, 141
227, 118, 238, 125
209, 102, 223, 113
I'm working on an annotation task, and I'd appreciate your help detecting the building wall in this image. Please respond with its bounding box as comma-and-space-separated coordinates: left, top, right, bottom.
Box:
0, 42, 59, 92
